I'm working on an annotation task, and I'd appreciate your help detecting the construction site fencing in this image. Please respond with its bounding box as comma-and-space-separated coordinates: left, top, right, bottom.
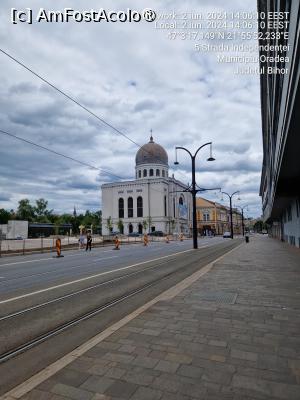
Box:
0, 234, 187, 257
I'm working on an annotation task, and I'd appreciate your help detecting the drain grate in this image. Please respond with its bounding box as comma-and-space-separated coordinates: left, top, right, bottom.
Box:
192, 291, 238, 304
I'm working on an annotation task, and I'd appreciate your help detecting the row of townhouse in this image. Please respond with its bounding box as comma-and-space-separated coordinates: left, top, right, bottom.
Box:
196, 197, 243, 236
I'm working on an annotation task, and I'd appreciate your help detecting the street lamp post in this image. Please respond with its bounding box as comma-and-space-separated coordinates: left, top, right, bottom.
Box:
175, 142, 215, 249
221, 191, 240, 239
235, 205, 248, 236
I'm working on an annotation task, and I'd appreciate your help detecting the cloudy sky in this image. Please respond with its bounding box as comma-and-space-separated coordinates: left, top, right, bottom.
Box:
0, 0, 262, 217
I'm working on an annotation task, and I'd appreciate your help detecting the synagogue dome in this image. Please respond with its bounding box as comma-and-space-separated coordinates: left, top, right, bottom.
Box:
135, 135, 168, 166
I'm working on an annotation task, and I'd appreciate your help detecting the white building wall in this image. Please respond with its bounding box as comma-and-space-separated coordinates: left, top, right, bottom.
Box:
0, 224, 8, 238
101, 177, 192, 235
6, 220, 28, 239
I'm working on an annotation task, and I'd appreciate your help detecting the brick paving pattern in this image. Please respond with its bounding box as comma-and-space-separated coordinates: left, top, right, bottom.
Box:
16, 237, 300, 399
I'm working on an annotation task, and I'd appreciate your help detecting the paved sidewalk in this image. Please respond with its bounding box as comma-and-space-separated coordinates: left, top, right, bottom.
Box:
6, 236, 300, 400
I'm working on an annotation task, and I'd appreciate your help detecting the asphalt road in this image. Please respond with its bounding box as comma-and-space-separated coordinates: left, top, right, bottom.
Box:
0, 236, 242, 395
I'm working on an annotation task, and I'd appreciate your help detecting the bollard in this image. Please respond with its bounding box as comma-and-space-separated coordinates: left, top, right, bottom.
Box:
114, 236, 120, 250
54, 238, 64, 257
143, 234, 149, 246
245, 235, 249, 243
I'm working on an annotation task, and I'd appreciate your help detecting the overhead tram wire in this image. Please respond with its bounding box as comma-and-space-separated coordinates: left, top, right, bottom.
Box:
0, 128, 124, 181
0, 49, 184, 195
0, 48, 150, 154
0, 128, 167, 196
0, 48, 167, 185
0, 49, 141, 149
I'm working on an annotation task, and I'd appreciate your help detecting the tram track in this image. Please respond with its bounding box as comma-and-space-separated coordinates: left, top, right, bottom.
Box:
0, 259, 171, 322
0, 240, 242, 367
0, 274, 167, 364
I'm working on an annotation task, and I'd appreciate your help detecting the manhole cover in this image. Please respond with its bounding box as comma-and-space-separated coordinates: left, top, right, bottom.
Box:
192, 291, 238, 304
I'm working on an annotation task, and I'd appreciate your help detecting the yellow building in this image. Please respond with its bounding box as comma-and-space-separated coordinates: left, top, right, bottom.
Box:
196, 197, 242, 236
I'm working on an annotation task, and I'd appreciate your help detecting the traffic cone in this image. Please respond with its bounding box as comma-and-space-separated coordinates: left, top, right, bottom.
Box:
114, 236, 120, 250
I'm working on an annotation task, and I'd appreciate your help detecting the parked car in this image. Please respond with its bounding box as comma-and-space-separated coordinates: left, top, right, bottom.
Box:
15, 236, 23, 240
128, 232, 141, 237
223, 231, 231, 238
110, 231, 120, 236
149, 231, 164, 237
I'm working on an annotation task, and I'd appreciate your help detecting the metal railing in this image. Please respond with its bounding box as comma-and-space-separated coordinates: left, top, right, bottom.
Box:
0, 234, 189, 257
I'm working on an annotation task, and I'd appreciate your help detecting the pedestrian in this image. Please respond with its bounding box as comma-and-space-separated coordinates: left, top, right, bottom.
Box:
79, 234, 85, 249
86, 232, 92, 251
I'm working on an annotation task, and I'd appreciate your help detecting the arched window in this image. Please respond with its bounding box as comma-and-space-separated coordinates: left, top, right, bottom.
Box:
137, 196, 143, 217
128, 197, 133, 218
162, 170, 165, 177
118, 198, 124, 218
164, 195, 167, 217
143, 169, 147, 177
149, 169, 154, 176
179, 197, 183, 205
156, 169, 160, 176
173, 197, 176, 217
138, 223, 143, 234
128, 223, 133, 234
138, 170, 141, 178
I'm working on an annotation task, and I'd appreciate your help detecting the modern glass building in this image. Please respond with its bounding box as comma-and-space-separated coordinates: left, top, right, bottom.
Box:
259, 0, 300, 247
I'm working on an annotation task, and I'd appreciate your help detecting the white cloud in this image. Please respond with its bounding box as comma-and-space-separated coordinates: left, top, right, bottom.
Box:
0, 0, 262, 217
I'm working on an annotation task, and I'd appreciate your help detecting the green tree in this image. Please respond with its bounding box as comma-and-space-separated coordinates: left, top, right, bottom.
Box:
106, 216, 113, 233
0, 209, 11, 224
34, 198, 53, 222
16, 199, 35, 221
147, 216, 152, 232
142, 219, 148, 232
253, 220, 268, 233
117, 219, 124, 233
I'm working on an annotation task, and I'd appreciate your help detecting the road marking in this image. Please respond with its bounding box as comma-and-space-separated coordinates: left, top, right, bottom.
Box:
91, 256, 118, 262
0, 249, 194, 304
0, 243, 243, 400
0, 240, 189, 268
0, 250, 115, 267
0, 256, 120, 283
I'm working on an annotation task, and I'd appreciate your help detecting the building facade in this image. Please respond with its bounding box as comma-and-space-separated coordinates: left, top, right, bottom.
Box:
258, 0, 300, 247
196, 197, 242, 236
101, 136, 192, 235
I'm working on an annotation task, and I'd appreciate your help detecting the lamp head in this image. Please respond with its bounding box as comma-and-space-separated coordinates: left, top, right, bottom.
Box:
174, 148, 179, 165
207, 143, 215, 162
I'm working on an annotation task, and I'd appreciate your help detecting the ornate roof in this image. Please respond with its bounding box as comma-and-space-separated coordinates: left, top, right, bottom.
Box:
135, 135, 168, 166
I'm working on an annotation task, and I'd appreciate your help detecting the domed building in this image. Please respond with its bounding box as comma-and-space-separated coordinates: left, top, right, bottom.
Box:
101, 135, 192, 235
